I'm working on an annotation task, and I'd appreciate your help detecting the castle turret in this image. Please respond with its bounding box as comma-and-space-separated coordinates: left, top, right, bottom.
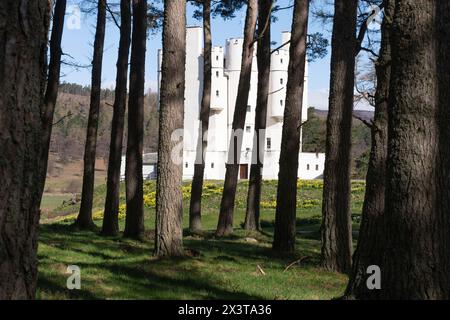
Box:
210, 46, 226, 111
269, 33, 290, 120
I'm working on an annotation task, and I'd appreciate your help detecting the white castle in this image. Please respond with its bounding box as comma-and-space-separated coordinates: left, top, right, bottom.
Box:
145, 26, 325, 181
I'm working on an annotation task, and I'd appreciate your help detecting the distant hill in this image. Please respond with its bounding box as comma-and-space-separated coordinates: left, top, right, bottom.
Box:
50, 85, 159, 165
313, 108, 374, 121
303, 107, 372, 179
49, 85, 372, 183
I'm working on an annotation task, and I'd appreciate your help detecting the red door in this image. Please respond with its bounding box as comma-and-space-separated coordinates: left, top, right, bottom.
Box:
239, 164, 249, 180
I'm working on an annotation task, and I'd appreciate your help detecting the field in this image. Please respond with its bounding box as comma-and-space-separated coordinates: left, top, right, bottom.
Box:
37, 180, 365, 300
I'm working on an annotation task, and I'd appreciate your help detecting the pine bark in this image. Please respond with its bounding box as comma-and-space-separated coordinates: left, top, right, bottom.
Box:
358, 0, 450, 299
39, 0, 67, 195
216, 0, 258, 237
189, 0, 212, 234
77, 0, 107, 230
244, 0, 272, 231
320, 0, 357, 274
102, 0, 132, 236
272, 0, 309, 253
344, 0, 393, 299
155, 0, 187, 256
0, 0, 50, 299
124, 0, 147, 240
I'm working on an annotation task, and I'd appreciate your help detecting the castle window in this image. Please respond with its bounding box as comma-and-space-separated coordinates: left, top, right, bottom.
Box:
216, 55, 219, 61
247, 105, 251, 112
316, 165, 319, 171
267, 138, 271, 150
281, 58, 284, 64
280, 100, 284, 106
246, 126, 251, 133
216, 71, 219, 77
185, 162, 189, 168
280, 78, 284, 85
307, 164, 310, 171
216, 90, 219, 97
211, 163, 215, 169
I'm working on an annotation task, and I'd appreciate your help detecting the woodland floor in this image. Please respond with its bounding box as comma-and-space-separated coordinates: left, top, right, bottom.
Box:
37, 180, 365, 300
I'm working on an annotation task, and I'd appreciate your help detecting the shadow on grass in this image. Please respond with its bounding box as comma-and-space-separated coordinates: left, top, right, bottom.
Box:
38, 223, 269, 299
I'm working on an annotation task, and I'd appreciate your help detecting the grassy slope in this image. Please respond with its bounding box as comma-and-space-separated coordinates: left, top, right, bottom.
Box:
37, 180, 365, 300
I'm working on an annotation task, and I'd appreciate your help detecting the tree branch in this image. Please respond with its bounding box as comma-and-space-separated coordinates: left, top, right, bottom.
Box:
353, 114, 373, 128
52, 111, 73, 126
105, 1, 120, 29
270, 40, 291, 54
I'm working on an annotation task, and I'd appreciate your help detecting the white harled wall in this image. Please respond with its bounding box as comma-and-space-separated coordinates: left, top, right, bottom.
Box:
157, 26, 325, 181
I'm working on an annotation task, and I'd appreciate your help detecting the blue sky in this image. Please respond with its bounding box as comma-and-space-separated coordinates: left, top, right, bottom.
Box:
60, 0, 338, 109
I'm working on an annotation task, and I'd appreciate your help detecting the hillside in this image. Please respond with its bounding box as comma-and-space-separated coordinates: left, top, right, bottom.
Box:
302, 107, 373, 179
45, 85, 373, 197
43, 84, 159, 196
50, 83, 159, 164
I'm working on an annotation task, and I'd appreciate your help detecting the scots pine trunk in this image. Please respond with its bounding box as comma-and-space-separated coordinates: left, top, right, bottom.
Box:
359, 0, 450, 299
102, 0, 132, 236
344, 0, 393, 299
124, 0, 147, 240
244, 0, 272, 231
320, 0, 357, 274
189, 0, 212, 234
216, 0, 258, 237
39, 0, 67, 195
77, 0, 106, 230
0, 0, 50, 299
272, 0, 309, 253
155, 0, 187, 256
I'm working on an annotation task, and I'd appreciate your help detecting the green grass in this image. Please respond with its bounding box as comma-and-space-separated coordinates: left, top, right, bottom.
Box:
41, 194, 71, 212
37, 180, 365, 300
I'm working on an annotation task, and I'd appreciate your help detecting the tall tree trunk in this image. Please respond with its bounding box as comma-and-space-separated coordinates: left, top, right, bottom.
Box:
216, 0, 258, 237
124, 0, 147, 240
244, 0, 272, 232
76, 0, 106, 230
272, 0, 309, 253
155, 0, 186, 256
102, 0, 132, 236
189, 0, 212, 234
39, 0, 67, 196
355, 0, 450, 299
344, 0, 393, 299
0, 0, 50, 299
320, 0, 357, 274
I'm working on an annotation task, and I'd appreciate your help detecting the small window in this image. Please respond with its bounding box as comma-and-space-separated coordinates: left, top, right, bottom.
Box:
211, 163, 214, 169
216, 55, 219, 61
307, 164, 310, 171
280, 58, 284, 64
216, 90, 219, 97
246, 148, 251, 152
247, 105, 251, 112
246, 126, 251, 133
316, 165, 319, 171
185, 162, 189, 168
280, 100, 284, 106
280, 78, 284, 85
267, 138, 271, 150
216, 71, 219, 77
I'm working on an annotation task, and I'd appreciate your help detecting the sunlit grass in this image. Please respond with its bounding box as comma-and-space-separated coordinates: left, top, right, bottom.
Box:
37, 180, 365, 300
